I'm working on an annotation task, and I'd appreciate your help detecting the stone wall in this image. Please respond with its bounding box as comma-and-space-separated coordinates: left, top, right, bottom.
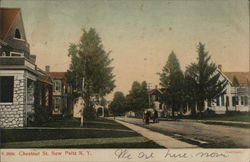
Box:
0, 74, 26, 127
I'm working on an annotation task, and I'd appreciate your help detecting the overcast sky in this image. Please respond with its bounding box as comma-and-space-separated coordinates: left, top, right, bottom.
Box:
2, 0, 249, 99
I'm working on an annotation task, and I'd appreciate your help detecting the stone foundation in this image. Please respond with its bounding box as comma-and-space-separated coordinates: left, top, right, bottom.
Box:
0, 73, 26, 128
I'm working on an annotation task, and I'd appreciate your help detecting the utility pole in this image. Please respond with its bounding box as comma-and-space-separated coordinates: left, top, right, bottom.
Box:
147, 83, 151, 108
80, 54, 87, 127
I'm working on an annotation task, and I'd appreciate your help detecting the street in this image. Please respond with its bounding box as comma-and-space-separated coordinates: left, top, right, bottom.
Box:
116, 117, 250, 148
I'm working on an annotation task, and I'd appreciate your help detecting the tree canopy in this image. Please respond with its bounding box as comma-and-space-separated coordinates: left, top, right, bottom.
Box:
158, 51, 184, 118
185, 42, 227, 116
109, 91, 126, 116
68, 28, 115, 120
126, 81, 148, 116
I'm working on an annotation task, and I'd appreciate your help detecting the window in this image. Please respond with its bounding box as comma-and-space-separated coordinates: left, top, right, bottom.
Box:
0, 76, 14, 102
232, 96, 238, 106
221, 95, 225, 106
53, 81, 61, 92
244, 96, 249, 106
10, 52, 24, 57
216, 97, 220, 106
54, 97, 60, 111
0, 51, 10, 56
152, 95, 156, 101
240, 96, 244, 105
15, 29, 21, 39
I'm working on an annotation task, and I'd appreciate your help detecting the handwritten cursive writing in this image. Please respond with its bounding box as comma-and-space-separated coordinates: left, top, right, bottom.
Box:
196, 152, 229, 158
164, 150, 189, 158
114, 149, 132, 159
114, 149, 229, 160
138, 152, 154, 159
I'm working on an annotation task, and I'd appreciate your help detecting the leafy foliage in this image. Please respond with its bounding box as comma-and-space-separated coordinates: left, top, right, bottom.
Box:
185, 42, 227, 116
109, 91, 126, 116
33, 81, 51, 125
158, 51, 184, 118
232, 76, 240, 87
68, 28, 115, 120
126, 81, 148, 116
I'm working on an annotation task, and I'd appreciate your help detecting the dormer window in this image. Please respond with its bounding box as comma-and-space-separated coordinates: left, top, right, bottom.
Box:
14, 29, 21, 39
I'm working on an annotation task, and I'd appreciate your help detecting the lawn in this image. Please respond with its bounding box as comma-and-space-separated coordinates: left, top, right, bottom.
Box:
0, 118, 162, 148
203, 112, 250, 122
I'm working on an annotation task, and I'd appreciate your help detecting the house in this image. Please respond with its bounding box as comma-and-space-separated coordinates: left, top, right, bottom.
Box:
48, 69, 73, 117
147, 87, 167, 117
205, 65, 250, 114
148, 65, 249, 116
183, 65, 250, 115
73, 96, 106, 118
0, 8, 53, 127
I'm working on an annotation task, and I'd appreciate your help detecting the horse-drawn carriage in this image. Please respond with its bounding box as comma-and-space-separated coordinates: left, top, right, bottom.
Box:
142, 108, 159, 124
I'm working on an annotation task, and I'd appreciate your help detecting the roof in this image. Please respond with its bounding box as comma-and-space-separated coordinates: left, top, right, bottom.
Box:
49, 72, 68, 81
36, 67, 53, 85
38, 74, 53, 85
0, 8, 20, 40
148, 88, 167, 95
223, 72, 250, 86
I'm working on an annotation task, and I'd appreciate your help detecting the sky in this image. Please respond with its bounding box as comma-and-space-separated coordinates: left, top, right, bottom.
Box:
1, 0, 249, 100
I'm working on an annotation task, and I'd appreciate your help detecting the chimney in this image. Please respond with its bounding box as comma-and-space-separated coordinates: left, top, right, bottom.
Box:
45, 65, 50, 73
155, 85, 158, 89
218, 64, 222, 71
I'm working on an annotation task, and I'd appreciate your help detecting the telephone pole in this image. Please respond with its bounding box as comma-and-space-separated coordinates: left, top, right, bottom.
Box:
147, 83, 151, 108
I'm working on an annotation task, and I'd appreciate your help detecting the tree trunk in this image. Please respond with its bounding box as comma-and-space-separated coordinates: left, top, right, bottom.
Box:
198, 100, 204, 119
80, 114, 83, 127
190, 101, 196, 118
172, 103, 175, 119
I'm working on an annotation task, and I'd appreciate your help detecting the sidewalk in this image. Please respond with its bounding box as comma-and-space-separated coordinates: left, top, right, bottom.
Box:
115, 119, 199, 148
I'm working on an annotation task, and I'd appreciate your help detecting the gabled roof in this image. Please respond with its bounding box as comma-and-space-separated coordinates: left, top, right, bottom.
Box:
0, 8, 20, 40
49, 72, 68, 81
223, 72, 250, 86
148, 88, 167, 95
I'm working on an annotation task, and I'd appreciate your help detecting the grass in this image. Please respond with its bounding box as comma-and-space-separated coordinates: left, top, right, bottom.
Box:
2, 136, 158, 148
0, 118, 162, 148
203, 112, 250, 122
40, 118, 130, 129
202, 121, 250, 129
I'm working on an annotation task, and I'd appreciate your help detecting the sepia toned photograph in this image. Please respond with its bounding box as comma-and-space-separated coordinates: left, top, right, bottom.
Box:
0, 0, 249, 158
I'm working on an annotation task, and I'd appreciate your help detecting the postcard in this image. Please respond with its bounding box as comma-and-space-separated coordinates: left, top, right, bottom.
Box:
0, 0, 249, 162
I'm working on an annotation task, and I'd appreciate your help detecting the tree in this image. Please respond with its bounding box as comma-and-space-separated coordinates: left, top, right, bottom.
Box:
185, 42, 227, 117
232, 76, 240, 87
68, 28, 115, 120
126, 81, 148, 116
110, 91, 126, 116
158, 51, 184, 119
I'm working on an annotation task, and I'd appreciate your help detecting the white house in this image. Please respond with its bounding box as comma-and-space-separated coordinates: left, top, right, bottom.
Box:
205, 66, 250, 114
184, 65, 250, 115
147, 65, 249, 116
73, 96, 105, 118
